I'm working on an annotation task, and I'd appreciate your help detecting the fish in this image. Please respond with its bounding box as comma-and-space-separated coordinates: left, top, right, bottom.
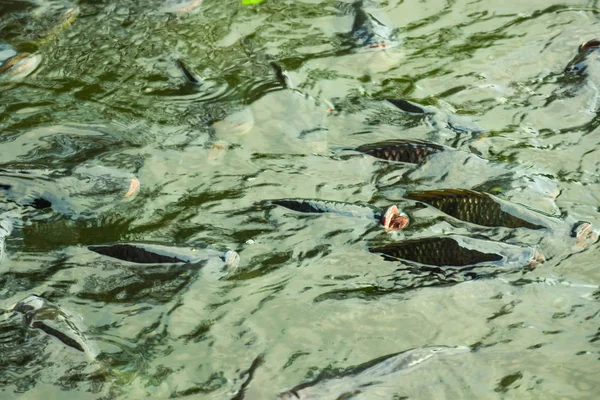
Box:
369, 235, 544, 268
10, 294, 95, 355
278, 346, 469, 400
267, 198, 408, 231
0, 165, 140, 216
403, 189, 550, 230
0, 43, 42, 80
349, 0, 395, 50
355, 139, 450, 164
565, 39, 600, 77
386, 98, 486, 147
88, 243, 240, 277
176, 59, 202, 85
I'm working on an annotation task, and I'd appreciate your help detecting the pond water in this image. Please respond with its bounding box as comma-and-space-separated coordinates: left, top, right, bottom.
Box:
1, 0, 599, 399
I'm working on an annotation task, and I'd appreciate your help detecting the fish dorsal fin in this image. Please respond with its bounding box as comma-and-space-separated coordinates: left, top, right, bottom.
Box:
356, 139, 447, 152
404, 189, 491, 202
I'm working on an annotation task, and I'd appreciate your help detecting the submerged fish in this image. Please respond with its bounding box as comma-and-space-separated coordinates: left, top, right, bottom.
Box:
279, 346, 469, 400
349, 0, 396, 50
386, 98, 485, 146
355, 139, 450, 164
267, 198, 408, 231
369, 235, 543, 268
565, 39, 600, 77
0, 165, 140, 217
10, 294, 94, 355
88, 243, 240, 277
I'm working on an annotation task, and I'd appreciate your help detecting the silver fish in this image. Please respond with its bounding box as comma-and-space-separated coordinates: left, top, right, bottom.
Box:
279, 346, 469, 400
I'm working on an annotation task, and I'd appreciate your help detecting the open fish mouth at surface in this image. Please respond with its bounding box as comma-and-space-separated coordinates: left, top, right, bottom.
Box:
369, 235, 544, 269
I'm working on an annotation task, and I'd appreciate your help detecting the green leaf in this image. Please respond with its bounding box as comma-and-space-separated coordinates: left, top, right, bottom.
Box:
241, 0, 264, 4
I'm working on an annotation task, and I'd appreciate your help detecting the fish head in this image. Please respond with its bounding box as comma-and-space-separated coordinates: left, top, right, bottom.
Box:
382, 205, 409, 231
11, 294, 45, 315
571, 221, 599, 250
565, 39, 600, 76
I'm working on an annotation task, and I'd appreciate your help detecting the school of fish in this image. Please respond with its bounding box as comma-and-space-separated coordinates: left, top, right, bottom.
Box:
0, 1, 598, 399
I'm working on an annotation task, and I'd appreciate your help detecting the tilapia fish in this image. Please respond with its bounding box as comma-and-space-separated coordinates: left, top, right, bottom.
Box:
278, 346, 469, 400
88, 243, 240, 277
10, 294, 94, 355
349, 0, 395, 49
267, 198, 408, 230
369, 236, 543, 268
403, 189, 551, 230
355, 139, 449, 164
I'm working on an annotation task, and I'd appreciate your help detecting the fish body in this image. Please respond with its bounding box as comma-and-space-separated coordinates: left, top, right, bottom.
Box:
279, 346, 469, 400
88, 243, 240, 278
370, 235, 543, 268
355, 139, 449, 164
11, 294, 95, 356
267, 199, 408, 230
404, 189, 549, 230
350, 1, 395, 49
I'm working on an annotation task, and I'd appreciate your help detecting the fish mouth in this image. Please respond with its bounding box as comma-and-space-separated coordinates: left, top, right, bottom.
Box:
529, 250, 545, 267
123, 177, 140, 198
571, 221, 599, 249
382, 205, 409, 231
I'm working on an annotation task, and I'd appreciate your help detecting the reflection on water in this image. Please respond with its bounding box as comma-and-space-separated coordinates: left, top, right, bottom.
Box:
1, 0, 600, 398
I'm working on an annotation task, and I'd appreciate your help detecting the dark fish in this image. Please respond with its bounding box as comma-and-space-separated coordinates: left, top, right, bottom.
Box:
10, 295, 93, 355
355, 139, 449, 164
403, 189, 549, 230
176, 59, 202, 85
278, 346, 469, 400
565, 39, 600, 76
88, 243, 240, 269
350, 0, 395, 49
267, 198, 408, 230
230, 354, 265, 400
369, 236, 543, 268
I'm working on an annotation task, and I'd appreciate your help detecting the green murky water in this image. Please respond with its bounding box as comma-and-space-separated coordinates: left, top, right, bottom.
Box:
1, 0, 600, 398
